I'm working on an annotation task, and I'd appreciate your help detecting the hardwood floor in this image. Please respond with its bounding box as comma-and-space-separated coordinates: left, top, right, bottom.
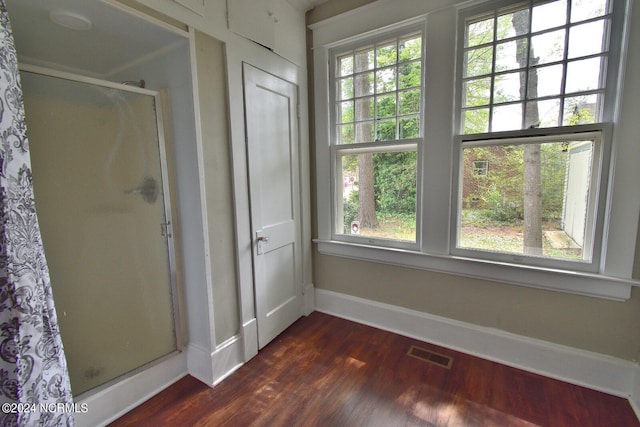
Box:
110, 312, 639, 426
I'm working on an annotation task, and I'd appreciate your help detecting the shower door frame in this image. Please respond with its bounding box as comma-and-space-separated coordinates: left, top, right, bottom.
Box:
19, 63, 183, 354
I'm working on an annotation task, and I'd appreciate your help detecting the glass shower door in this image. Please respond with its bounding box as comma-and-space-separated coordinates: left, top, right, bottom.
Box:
21, 69, 179, 396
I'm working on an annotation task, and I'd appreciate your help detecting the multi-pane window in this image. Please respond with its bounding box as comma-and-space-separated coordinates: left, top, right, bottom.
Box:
461, 0, 612, 134
314, 0, 633, 297
335, 32, 422, 143
332, 29, 423, 245
455, 0, 618, 270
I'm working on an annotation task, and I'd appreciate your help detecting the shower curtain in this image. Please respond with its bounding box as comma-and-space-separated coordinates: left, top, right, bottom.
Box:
0, 1, 75, 426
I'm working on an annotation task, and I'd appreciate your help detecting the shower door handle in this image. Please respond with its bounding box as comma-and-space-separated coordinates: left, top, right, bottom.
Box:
161, 222, 172, 238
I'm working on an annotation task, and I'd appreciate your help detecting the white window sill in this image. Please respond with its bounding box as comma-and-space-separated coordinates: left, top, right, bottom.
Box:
314, 239, 638, 301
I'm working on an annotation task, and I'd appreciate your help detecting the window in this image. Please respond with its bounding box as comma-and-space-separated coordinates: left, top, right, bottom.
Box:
460, 0, 613, 133
471, 160, 489, 177
312, 0, 636, 299
455, 131, 605, 270
452, 0, 618, 272
331, 27, 423, 247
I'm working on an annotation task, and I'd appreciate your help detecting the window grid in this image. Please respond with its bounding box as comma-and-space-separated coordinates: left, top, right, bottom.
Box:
472, 160, 489, 177
461, 0, 612, 134
330, 28, 424, 247
334, 32, 422, 144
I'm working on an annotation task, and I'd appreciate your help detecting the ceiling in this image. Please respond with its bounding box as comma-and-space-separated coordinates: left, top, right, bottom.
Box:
5, 0, 329, 78
5, 0, 185, 78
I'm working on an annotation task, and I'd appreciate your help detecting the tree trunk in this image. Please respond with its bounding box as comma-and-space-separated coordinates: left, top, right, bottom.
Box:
355, 51, 378, 228
358, 153, 377, 227
513, 12, 543, 255
523, 144, 543, 254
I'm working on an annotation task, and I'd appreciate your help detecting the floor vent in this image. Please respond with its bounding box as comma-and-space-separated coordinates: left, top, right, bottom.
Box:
407, 345, 453, 369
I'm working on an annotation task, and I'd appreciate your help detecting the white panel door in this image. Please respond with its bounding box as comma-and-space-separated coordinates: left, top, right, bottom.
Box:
243, 63, 302, 349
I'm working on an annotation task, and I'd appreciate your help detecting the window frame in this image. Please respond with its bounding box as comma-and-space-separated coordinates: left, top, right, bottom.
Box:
450, 125, 611, 273
328, 24, 426, 250
451, 0, 622, 273
310, 0, 638, 301
471, 160, 489, 177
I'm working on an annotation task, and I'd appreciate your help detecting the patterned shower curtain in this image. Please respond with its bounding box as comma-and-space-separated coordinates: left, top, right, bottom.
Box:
0, 1, 75, 426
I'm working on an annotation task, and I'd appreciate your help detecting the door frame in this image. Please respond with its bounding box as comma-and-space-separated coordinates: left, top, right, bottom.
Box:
226, 43, 314, 362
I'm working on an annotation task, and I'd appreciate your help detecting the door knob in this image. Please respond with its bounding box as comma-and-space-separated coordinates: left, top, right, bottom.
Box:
256, 232, 269, 255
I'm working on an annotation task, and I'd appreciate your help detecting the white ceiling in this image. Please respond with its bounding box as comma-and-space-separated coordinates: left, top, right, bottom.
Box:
5, 0, 185, 78
5, 0, 329, 77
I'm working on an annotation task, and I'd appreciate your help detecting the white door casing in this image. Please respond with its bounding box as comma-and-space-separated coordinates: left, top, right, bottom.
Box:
243, 63, 302, 349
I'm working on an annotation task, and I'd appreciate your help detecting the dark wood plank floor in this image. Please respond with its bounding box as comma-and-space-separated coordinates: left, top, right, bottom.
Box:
110, 312, 639, 426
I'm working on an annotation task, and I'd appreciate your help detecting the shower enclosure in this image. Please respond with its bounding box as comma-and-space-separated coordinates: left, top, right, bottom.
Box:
20, 66, 180, 396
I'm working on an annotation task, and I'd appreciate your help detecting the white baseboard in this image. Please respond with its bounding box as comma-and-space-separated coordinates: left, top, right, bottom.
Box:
75, 334, 246, 426
304, 282, 316, 316
186, 341, 214, 385
242, 318, 258, 361
75, 352, 187, 427
632, 365, 640, 420
212, 335, 245, 386
315, 288, 638, 399
187, 335, 246, 387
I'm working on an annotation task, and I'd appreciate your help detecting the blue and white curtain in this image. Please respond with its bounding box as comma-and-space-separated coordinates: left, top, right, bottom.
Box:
0, 1, 74, 426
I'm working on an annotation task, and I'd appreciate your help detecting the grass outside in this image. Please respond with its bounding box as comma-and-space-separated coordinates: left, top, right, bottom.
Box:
350, 209, 583, 260
357, 216, 416, 242
459, 209, 582, 260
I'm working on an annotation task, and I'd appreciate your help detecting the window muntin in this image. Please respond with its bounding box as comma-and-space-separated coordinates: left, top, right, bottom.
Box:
331, 28, 423, 246
455, 132, 602, 268
454, 0, 618, 272
460, 0, 612, 134
472, 160, 489, 177
335, 33, 422, 144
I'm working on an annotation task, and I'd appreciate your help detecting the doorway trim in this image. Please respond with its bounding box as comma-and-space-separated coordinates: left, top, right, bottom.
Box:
225, 42, 314, 363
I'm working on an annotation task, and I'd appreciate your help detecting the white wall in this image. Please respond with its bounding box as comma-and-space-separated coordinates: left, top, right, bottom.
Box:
122, 0, 313, 385
109, 36, 218, 355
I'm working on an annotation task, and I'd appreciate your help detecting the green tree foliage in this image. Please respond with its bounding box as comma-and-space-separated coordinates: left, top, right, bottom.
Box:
464, 142, 568, 223
373, 151, 417, 218
343, 190, 360, 233
368, 36, 420, 223
464, 145, 523, 221
540, 145, 567, 220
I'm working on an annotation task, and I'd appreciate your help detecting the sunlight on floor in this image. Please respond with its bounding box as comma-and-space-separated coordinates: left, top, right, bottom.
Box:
396, 385, 542, 426
345, 356, 366, 369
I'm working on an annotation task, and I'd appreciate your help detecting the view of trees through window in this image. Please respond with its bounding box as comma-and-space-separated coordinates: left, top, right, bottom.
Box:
334, 31, 421, 242
459, 138, 595, 260
331, 0, 611, 252
458, 0, 609, 260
